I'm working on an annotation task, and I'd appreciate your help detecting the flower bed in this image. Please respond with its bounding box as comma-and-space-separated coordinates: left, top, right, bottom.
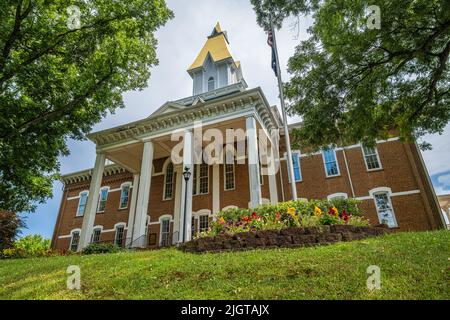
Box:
198, 198, 369, 238
181, 225, 389, 253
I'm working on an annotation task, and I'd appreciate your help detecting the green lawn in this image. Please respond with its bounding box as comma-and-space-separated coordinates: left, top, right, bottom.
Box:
0, 230, 449, 300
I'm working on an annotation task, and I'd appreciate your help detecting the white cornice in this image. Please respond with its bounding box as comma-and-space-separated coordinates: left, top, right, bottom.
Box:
87, 86, 279, 150
61, 164, 127, 185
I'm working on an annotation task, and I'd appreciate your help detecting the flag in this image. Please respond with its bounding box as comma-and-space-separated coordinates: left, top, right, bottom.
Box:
267, 30, 278, 77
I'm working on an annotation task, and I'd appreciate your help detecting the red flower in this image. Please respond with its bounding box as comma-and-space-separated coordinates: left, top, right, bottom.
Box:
242, 216, 250, 222
275, 212, 281, 221
252, 212, 257, 219
341, 210, 349, 222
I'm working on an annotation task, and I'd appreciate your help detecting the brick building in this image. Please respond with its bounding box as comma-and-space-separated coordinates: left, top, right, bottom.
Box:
51, 23, 445, 251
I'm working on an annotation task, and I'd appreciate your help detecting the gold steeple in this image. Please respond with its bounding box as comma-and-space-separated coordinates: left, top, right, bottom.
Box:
187, 22, 236, 72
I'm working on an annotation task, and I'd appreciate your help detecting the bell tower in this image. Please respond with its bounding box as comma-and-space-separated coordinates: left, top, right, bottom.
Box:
187, 22, 246, 95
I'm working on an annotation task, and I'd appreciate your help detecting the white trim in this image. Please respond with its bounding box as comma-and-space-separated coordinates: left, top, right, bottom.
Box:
114, 222, 126, 244
96, 186, 110, 213
223, 160, 236, 191
370, 188, 398, 228
162, 159, 175, 200
221, 205, 238, 211
356, 188, 420, 200
118, 182, 132, 209
327, 192, 348, 200
192, 209, 212, 217
69, 229, 81, 250
322, 148, 340, 178
159, 215, 172, 245
288, 137, 401, 159
289, 150, 302, 182
193, 163, 209, 196
361, 145, 383, 171
75, 191, 89, 217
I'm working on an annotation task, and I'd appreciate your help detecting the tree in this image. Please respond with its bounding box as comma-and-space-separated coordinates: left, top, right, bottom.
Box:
0, 210, 25, 250
0, 0, 173, 212
251, 0, 450, 150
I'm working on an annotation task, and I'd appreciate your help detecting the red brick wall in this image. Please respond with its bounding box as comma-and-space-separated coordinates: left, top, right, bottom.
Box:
53, 137, 442, 249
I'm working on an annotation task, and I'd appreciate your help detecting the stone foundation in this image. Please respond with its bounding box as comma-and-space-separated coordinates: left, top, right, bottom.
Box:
180, 224, 389, 253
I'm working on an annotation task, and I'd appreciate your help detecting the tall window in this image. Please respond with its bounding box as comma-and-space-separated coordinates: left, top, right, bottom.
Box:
292, 152, 302, 182
191, 217, 196, 239
164, 162, 174, 200
322, 149, 340, 177
193, 163, 209, 195
362, 145, 381, 170
92, 228, 101, 244
97, 187, 108, 212
224, 162, 235, 190
114, 225, 124, 246
373, 192, 397, 228
76, 192, 88, 217
119, 184, 130, 209
70, 231, 80, 251
199, 215, 209, 233
160, 218, 170, 246
208, 76, 215, 91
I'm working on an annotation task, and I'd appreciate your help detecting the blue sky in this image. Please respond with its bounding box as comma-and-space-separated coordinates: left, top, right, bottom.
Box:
19, 0, 450, 238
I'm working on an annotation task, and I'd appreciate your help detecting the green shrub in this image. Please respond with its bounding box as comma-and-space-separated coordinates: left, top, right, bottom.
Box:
199, 198, 369, 238
82, 243, 121, 255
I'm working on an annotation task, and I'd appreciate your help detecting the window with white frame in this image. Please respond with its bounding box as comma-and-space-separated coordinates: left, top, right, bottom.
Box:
97, 187, 108, 212
208, 77, 215, 91
160, 218, 170, 246
193, 163, 209, 195
292, 152, 302, 181
164, 162, 174, 200
373, 192, 397, 228
224, 162, 235, 191
119, 184, 131, 209
191, 217, 196, 239
327, 193, 348, 201
92, 228, 101, 243
362, 145, 381, 170
70, 231, 80, 251
322, 149, 340, 177
199, 215, 209, 233
76, 192, 88, 217
114, 225, 125, 246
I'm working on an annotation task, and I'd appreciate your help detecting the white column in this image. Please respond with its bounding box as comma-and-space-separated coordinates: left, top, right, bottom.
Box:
179, 130, 194, 243
132, 141, 154, 247
78, 153, 106, 251
125, 173, 140, 246
268, 140, 279, 204
246, 116, 262, 208
172, 166, 182, 244
212, 164, 220, 215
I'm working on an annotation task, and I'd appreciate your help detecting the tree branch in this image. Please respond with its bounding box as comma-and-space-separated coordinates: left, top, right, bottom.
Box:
1, 65, 114, 140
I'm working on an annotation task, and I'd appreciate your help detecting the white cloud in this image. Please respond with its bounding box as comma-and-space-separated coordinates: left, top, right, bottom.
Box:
437, 174, 450, 188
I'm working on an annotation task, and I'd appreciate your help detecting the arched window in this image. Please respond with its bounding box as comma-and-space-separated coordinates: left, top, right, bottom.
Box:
208, 76, 215, 91
164, 162, 174, 200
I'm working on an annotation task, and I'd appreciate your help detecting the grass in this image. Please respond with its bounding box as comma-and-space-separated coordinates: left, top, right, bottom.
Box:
0, 230, 449, 300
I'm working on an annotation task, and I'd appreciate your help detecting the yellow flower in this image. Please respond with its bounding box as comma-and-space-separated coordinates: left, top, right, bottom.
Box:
287, 207, 296, 216
314, 206, 322, 216
332, 206, 339, 217
218, 217, 225, 224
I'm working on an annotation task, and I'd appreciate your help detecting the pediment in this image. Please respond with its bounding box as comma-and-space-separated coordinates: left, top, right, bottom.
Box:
150, 102, 185, 117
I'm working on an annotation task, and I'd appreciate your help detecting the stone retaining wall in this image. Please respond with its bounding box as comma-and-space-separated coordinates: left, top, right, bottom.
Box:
180, 225, 389, 253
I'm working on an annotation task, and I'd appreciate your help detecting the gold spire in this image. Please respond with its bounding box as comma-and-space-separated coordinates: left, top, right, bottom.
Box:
187, 22, 235, 72
214, 22, 222, 33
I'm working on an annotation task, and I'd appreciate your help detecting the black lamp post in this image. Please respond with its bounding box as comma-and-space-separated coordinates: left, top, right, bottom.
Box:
182, 166, 191, 243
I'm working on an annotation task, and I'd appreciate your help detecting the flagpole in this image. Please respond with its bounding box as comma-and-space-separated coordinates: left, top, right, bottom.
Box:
269, 16, 298, 201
